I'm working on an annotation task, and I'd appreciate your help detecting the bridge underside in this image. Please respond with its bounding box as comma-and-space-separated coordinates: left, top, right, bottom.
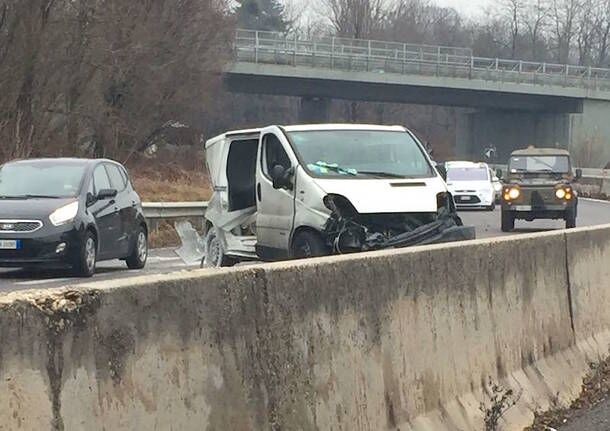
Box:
224, 71, 583, 113
224, 65, 610, 167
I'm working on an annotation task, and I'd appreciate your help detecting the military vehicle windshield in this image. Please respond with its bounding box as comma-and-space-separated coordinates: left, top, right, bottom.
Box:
509, 155, 569, 174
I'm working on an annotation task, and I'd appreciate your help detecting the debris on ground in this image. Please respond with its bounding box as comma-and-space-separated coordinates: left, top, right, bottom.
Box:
524, 355, 610, 430
174, 220, 205, 265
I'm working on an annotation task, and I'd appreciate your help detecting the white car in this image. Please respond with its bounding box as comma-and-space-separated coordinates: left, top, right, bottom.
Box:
202, 124, 476, 266
445, 161, 497, 211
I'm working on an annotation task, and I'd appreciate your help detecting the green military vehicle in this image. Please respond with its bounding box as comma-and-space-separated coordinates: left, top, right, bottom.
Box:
500, 147, 582, 232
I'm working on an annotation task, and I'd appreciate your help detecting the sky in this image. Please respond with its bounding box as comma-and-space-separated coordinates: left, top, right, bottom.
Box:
287, 0, 496, 22
432, 0, 493, 17
434, 0, 494, 18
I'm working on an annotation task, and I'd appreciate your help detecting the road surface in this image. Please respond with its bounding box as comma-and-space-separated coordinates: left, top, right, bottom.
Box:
0, 198, 608, 293
560, 399, 610, 430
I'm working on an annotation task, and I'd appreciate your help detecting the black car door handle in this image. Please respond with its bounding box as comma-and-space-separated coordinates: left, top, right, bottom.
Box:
257, 183, 262, 201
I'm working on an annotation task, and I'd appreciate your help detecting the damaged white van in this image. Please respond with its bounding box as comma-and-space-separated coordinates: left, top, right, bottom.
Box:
202, 124, 475, 267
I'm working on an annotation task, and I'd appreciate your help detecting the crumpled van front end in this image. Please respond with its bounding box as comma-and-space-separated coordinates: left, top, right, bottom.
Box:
285, 125, 476, 254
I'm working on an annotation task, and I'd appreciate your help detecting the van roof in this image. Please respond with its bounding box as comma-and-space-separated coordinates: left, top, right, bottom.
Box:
283, 124, 406, 132
205, 124, 408, 148
511, 147, 571, 156
445, 161, 489, 169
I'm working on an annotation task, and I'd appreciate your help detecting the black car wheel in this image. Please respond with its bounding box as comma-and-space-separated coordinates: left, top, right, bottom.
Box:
501, 210, 515, 232
126, 227, 148, 269
291, 231, 329, 259
75, 232, 97, 277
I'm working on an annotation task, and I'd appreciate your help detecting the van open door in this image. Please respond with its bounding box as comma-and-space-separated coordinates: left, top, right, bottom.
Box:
204, 132, 260, 263
255, 127, 297, 260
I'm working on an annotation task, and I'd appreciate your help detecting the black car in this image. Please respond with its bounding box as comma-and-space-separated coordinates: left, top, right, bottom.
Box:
0, 158, 148, 276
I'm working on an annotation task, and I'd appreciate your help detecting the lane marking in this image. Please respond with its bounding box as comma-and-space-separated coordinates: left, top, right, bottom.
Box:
582, 197, 610, 204
15, 278, 73, 286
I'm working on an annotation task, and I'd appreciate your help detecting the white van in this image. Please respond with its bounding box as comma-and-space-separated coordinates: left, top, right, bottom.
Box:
203, 124, 475, 267
445, 161, 498, 211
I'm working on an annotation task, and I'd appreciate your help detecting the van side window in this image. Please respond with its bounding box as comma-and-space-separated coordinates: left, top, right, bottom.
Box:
262, 134, 291, 176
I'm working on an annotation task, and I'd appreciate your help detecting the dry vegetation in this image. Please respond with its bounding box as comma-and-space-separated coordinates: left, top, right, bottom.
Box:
525, 355, 610, 430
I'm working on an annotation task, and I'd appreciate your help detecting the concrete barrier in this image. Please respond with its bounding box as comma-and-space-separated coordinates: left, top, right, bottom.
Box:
1, 226, 610, 430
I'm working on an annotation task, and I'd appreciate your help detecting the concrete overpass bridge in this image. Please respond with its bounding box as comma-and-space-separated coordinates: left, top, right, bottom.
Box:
224, 29, 610, 165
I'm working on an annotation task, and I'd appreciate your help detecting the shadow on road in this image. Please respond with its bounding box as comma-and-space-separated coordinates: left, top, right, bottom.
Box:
0, 266, 124, 281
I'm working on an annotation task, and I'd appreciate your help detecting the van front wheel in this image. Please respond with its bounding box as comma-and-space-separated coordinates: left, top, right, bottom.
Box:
291, 231, 329, 259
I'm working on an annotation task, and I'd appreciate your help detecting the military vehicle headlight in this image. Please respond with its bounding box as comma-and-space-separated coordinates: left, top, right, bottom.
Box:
504, 187, 520, 201
555, 188, 566, 199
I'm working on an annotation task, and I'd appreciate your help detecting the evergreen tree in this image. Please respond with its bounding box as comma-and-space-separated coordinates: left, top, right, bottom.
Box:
235, 0, 287, 32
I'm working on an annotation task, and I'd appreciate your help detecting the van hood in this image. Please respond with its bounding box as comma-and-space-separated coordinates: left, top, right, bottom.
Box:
446, 180, 493, 193
313, 177, 445, 213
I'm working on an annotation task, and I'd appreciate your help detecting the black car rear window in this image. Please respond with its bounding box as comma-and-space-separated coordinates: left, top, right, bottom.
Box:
0, 162, 86, 198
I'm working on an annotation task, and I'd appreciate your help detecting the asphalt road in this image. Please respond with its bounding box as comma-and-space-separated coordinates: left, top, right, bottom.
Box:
560, 399, 610, 431
460, 198, 610, 239
0, 198, 608, 293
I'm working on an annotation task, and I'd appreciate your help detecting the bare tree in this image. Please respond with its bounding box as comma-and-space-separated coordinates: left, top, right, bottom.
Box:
551, 0, 583, 63
522, 0, 551, 60
500, 0, 523, 58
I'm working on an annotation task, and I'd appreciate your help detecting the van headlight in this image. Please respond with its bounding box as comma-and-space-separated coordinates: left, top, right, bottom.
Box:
49, 201, 79, 226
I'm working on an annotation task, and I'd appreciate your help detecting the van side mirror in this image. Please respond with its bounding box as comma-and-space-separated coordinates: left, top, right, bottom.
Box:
575, 168, 582, 180
496, 169, 503, 179
270, 165, 293, 190
436, 164, 447, 182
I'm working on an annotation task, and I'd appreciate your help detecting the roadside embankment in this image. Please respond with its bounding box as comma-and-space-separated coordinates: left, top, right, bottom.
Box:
1, 225, 610, 430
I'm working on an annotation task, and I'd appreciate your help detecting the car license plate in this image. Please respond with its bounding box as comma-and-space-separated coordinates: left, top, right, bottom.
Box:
461, 196, 472, 201
0, 240, 20, 250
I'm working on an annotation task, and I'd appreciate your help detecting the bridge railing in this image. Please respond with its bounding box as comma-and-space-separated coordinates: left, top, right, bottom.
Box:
234, 29, 610, 91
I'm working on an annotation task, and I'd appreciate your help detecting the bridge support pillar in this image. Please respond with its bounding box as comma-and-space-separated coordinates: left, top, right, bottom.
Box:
569, 100, 610, 167
455, 110, 571, 162
299, 97, 330, 123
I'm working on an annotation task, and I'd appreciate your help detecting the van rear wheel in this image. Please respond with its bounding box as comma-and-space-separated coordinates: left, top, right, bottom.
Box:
291, 231, 329, 259
202, 227, 236, 268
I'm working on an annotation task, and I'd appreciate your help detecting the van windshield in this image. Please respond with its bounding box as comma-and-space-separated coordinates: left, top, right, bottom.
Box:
510, 155, 570, 173
0, 162, 86, 199
288, 130, 434, 179
447, 167, 489, 182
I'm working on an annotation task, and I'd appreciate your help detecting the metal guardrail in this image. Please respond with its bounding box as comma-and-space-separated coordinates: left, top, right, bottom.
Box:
142, 202, 208, 220
234, 29, 610, 91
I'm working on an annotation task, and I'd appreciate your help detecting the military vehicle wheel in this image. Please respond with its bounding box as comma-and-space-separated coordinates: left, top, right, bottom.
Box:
501, 210, 515, 232
565, 208, 577, 229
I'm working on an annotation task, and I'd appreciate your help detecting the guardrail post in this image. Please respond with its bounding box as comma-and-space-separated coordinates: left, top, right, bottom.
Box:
293, 34, 297, 66
367, 40, 371, 71
255, 31, 259, 64
331, 37, 335, 69
495, 58, 499, 70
